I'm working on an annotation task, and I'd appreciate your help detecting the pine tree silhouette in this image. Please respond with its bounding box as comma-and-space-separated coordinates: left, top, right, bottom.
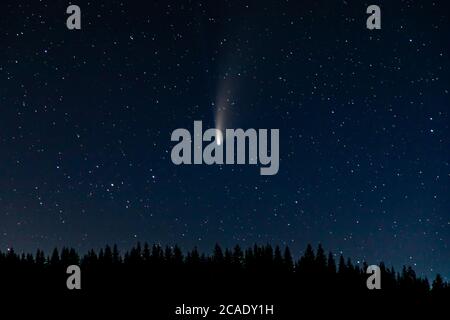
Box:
0, 242, 447, 305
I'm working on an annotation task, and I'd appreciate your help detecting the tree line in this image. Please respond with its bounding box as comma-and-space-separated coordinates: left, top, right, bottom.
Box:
0, 243, 448, 300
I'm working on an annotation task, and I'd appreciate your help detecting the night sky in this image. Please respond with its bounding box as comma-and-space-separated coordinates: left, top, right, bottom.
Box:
0, 0, 448, 280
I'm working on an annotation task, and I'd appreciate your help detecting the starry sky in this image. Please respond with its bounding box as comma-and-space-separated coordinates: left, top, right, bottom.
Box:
0, 0, 449, 279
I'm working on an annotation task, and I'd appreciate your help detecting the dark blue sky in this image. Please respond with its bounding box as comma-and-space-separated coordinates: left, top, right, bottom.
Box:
0, 0, 448, 280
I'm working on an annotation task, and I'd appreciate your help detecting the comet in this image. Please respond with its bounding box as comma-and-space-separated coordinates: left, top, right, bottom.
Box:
214, 74, 238, 146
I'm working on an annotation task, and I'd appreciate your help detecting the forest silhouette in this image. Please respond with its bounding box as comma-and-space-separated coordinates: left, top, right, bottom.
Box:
1, 243, 448, 315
